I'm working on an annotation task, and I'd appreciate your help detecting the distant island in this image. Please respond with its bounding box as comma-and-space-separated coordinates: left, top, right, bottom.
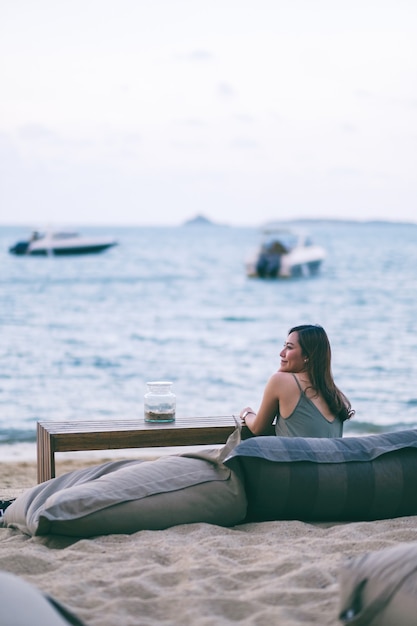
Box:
183, 214, 215, 226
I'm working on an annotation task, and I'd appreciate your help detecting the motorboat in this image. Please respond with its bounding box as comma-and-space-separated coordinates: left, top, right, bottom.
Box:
245, 225, 326, 278
9, 230, 118, 256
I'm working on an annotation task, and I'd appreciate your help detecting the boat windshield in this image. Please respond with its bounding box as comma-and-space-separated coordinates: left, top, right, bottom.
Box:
51, 232, 79, 240
262, 231, 298, 253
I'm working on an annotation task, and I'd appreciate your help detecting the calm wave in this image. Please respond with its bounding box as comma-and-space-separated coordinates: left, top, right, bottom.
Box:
1, 220, 417, 452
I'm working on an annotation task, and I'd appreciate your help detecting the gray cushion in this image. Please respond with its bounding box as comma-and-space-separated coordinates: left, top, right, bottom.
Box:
224, 430, 417, 521
2, 454, 247, 536
339, 542, 417, 625
0, 570, 85, 625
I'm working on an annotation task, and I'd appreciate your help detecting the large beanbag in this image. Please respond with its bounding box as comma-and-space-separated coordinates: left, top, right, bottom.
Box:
224, 429, 417, 521
338, 542, 417, 625
2, 453, 246, 537
0, 570, 85, 625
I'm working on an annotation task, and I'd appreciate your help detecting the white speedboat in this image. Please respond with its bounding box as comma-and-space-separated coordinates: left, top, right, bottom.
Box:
246, 226, 326, 278
9, 230, 118, 256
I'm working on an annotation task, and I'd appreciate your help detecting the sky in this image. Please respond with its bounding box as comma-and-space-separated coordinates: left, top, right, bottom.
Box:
1, 0, 416, 227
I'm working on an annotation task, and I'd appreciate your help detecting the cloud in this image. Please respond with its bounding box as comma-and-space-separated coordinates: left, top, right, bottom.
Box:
188, 49, 213, 61
18, 124, 58, 142
340, 122, 357, 133
231, 137, 258, 150
354, 89, 417, 110
177, 118, 208, 127
327, 167, 362, 178
234, 114, 255, 124
217, 82, 236, 98
178, 50, 214, 62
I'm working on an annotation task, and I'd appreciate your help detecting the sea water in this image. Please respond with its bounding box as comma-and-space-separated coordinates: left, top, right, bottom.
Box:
1, 220, 417, 459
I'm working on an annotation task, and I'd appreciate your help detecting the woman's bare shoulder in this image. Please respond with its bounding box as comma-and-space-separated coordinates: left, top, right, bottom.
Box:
268, 371, 297, 387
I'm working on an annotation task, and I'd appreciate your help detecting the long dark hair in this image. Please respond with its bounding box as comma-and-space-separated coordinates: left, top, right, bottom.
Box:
289, 324, 354, 422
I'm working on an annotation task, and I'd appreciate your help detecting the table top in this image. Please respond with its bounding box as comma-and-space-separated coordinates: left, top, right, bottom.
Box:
37, 415, 240, 435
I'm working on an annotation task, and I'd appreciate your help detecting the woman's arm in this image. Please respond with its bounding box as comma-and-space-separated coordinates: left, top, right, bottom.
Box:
240, 374, 281, 435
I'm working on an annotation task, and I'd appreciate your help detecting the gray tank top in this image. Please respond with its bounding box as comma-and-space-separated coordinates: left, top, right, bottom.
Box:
275, 374, 343, 438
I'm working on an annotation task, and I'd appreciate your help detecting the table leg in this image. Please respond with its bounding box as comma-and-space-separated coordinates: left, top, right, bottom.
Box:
37, 423, 55, 483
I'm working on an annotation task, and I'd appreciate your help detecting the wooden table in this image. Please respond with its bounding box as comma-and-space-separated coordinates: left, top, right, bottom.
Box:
37, 416, 249, 483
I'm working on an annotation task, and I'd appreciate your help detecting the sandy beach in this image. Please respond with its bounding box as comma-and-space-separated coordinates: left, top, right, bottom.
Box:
1, 455, 417, 625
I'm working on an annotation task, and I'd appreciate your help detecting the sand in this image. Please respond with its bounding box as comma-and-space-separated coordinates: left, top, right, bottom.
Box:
1, 456, 417, 626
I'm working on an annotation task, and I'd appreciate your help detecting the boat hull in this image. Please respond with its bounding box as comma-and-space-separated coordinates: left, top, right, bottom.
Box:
9, 233, 117, 256
246, 256, 324, 278
27, 243, 116, 256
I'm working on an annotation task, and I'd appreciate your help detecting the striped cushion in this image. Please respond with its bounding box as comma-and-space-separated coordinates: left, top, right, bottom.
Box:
224, 430, 417, 522
2, 456, 247, 536
339, 542, 417, 625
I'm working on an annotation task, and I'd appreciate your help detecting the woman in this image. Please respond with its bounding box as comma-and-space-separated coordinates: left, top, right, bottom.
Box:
240, 324, 354, 437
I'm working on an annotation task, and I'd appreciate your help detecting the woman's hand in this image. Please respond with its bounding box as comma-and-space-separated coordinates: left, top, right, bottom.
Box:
239, 407, 256, 425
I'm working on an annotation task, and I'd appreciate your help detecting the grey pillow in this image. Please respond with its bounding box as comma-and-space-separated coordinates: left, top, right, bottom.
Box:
2, 454, 247, 536
224, 429, 417, 521
339, 542, 417, 625
0, 571, 85, 625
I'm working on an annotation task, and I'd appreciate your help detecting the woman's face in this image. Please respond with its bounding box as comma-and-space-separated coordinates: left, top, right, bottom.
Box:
279, 331, 306, 373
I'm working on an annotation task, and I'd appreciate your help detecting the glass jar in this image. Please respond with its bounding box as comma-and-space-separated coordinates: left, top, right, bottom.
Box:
144, 381, 176, 423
